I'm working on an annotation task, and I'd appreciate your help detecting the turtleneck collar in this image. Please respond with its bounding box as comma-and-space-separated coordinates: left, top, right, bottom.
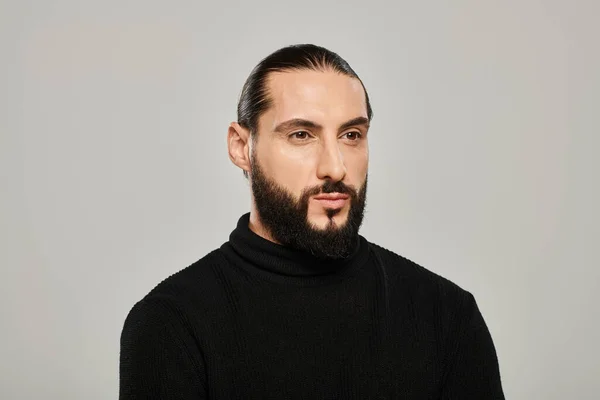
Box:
220, 213, 371, 284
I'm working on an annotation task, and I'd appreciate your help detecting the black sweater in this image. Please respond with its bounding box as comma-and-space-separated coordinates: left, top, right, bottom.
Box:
119, 213, 504, 399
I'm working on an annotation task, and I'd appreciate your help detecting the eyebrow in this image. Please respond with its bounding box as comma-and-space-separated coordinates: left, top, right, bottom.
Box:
339, 116, 370, 131
273, 118, 322, 133
273, 116, 370, 134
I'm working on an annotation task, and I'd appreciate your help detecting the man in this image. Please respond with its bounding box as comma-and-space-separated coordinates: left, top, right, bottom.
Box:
119, 44, 504, 399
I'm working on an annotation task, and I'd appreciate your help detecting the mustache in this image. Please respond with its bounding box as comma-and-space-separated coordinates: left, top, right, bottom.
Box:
301, 180, 357, 199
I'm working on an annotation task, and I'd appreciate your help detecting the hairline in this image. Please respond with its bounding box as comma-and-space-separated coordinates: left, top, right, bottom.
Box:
248, 67, 370, 139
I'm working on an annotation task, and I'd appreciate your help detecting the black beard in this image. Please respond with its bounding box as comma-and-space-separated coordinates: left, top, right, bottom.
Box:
250, 157, 367, 259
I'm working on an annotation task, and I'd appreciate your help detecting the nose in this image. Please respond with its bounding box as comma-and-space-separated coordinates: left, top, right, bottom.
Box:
316, 138, 346, 182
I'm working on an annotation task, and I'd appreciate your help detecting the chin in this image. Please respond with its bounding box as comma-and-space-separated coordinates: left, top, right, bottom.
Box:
308, 210, 348, 230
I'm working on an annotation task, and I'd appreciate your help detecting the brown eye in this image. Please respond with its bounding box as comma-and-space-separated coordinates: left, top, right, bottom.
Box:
344, 131, 362, 140
291, 131, 310, 140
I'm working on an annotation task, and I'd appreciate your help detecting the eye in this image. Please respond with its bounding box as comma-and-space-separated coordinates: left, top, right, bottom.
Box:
290, 131, 310, 140
343, 131, 362, 141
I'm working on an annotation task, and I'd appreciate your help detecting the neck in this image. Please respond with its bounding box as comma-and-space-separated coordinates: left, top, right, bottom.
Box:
220, 213, 370, 284
248, 206, 281, 245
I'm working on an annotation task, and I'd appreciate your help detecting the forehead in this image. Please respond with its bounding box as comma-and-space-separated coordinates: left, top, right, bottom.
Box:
263, 69, 368, 127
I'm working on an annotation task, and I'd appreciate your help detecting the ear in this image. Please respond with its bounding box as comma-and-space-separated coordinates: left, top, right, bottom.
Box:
227, 122, 252, 174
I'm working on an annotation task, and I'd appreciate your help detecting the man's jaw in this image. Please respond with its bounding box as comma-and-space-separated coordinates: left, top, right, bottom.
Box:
307, 205, 350, 230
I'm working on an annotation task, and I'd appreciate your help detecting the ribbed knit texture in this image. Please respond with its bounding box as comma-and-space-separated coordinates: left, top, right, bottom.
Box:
119, 213, 504, 399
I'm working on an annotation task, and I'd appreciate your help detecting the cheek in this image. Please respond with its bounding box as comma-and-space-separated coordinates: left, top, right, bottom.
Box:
344, 147, 369, 179
259, 144, 317, 195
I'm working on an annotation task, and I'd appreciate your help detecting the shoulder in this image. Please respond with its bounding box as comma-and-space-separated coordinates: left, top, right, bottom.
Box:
145, 249, 227, 302
123, 249, 229, 328
368, 241, 474, 308
367, 241, 481, 344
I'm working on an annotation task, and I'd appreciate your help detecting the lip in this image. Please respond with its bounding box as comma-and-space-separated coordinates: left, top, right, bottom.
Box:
313, 193, 349, 209
313, 193, 350, 200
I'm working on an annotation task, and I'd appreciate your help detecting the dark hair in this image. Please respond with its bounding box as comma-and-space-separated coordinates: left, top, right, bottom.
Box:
237, 44, 373, 178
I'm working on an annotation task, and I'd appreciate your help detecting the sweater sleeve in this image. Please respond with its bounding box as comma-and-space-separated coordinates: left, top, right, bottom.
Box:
440, 292, 505, 400
119, 297, 207, 399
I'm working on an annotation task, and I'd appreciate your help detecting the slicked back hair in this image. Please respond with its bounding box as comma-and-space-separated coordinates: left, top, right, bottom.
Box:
236, 44, 373, 178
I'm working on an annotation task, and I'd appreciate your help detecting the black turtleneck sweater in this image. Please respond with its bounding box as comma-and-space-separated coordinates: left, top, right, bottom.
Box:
119, 213, 504, 399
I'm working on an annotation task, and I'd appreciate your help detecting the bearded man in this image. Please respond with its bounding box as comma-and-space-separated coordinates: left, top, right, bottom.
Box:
119, 44, 504, 399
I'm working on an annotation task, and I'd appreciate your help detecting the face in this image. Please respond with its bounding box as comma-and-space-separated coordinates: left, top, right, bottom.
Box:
249, 69, 370, 258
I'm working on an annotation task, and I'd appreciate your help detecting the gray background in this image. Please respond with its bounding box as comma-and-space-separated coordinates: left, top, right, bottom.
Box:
1, 0, 598, 399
